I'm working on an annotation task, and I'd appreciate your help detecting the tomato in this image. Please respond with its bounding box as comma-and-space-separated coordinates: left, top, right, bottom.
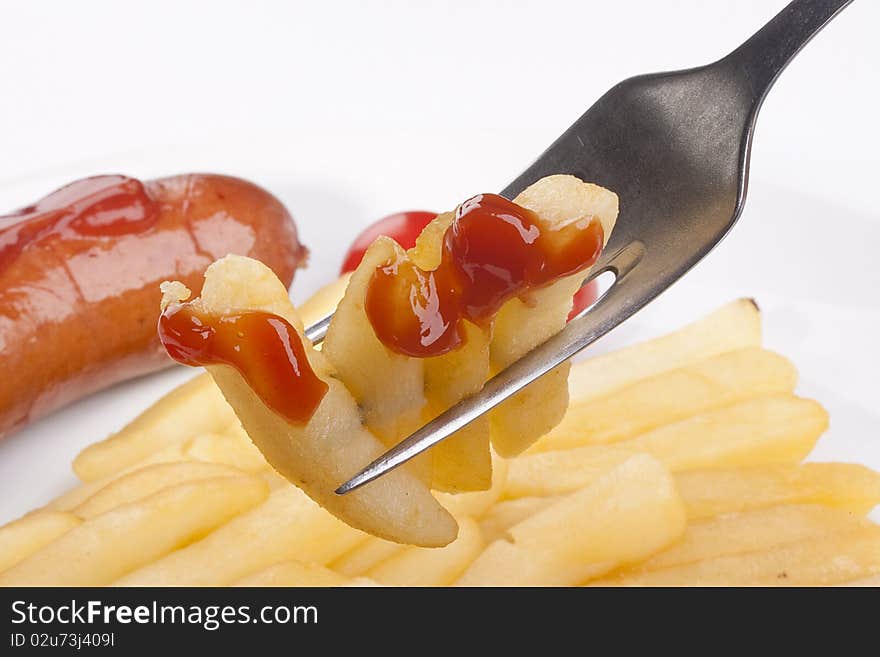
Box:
341, 208, 597, 322
567, 280, 599, 321
340, 210, 437, 274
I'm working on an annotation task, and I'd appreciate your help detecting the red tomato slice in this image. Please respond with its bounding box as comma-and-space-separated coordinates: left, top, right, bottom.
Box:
340, 210, 437, 274
568, 280, 599, 321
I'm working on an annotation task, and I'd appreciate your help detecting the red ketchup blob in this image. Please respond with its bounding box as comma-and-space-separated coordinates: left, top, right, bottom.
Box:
365, 193, 604, 358
0, 175, 158, 273
159, 304, 328, 424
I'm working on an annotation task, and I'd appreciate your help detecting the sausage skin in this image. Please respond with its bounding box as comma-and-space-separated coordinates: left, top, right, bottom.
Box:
0, 173, 307, 438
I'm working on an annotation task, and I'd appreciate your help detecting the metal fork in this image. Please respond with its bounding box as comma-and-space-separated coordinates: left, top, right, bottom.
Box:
326, 0, 851, 494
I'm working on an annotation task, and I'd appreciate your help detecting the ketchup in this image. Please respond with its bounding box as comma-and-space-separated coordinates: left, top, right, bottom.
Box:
365, 193, 604, 358
158, 304, 327, 424
0, 176, 158, 273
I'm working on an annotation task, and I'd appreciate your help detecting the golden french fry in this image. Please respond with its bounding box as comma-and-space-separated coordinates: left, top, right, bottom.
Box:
184, 429, 268, 473
234, 560, 375, 587
322, 238, 427, 447
479, 497, 553, 544
181, 257, 455, 546
0, 511, 81, 574
530, 347, 797, 452
0, 475, 268, 586
115, 485, 368, 586
72, 461, 246, 519
490, 176, 619, 457
48, 443, 190, 512
366, 517, 484, 586
436, 455, 509, 519
424, 321, 492, 492
70, 275, 349, 485
678, 463, 880, 520
505, 395, 826, 498
458, 455, 685, 586
566, 298, 761, 407
619, 504, 870, 574
596, 527, 880, 586
72, 374, 235, 483
330, 538, 404, 578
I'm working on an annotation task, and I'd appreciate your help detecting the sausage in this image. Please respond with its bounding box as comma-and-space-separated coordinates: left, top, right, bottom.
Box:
0, 173, 308, 438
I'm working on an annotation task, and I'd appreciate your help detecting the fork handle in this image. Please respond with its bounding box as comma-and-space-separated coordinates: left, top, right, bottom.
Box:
726, 0, 852, 103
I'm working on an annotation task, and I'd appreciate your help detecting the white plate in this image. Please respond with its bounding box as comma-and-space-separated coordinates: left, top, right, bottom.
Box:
1, 152, 878, 525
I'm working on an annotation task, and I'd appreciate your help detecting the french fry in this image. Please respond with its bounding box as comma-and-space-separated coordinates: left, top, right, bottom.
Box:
328, 455, 507, 577
457, 455, 685, 586
184, 428, 269, 473
479, 497, 553, 544
330, 538, 405, 578
0, 511, 81, 574
72, 374, 235, 482
529, 347, 797, 452
596, 527, 880, 586
618, 504, 870, 574
48, 443, 190, 512
566, 298, 761, 405
114, 485, 368, 586
234, 559, 375, 587
186, 255, 455, 545
505, 395, 826, 498
70, 275, 350, 484
436, 455, 509, 518
72, 462, 247, 519
366, 517, 484, 586
678, 463, 880, 520
0, 475, 268, 586
489, 176, 619, 457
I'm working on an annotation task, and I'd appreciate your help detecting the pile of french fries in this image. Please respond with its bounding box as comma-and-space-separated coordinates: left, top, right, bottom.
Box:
1, 281, 879, 587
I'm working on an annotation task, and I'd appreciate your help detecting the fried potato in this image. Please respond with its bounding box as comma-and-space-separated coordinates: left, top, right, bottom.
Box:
529, 347, 797, 452
234, 560, 375, 587
568, 298, 761, 407
73, 374, 235, 482
0, 475, 268, 586
178, 255, 456, 546
424, 320, 493, 492
184, 428, 269, 473
114, 485, 368, 586
597, 527, 880, 586
489, 175, 619, 457
48, 443, 190, 512
505, 395, 826, 498
366, 517, 484, 586
479, 497, 553, 544
619, 504, 870, 574
70, 273, 349, 484
330, 538, 405, 578
457, 455, 685, 586
678, 463, 880, 520
72, 461, 247, 519
436, 454, 509, 518
330, 460, 507, 577
0, 511, 81, 574
322, 238, 427, 446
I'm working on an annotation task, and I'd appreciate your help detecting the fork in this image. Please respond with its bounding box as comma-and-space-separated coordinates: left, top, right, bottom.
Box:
327, 0, 852, 494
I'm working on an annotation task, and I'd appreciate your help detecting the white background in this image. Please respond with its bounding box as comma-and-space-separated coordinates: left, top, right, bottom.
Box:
0, 0, 877, 523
